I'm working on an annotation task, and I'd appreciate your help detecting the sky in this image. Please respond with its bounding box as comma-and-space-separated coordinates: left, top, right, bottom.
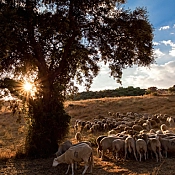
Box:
79, 0, 175, 92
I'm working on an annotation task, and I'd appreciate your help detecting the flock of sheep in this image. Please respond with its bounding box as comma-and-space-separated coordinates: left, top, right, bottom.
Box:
52, 111, 175, 175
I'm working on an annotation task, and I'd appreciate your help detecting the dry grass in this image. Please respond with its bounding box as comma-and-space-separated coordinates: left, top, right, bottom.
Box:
1, 95, 175, 174
65, 95, 175, 125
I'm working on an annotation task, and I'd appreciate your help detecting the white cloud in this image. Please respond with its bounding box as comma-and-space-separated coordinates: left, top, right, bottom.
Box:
154, 48, 165, 57
173, 24, 175, 28
161, 40, 175, 56
169, 48, 175, 56
153, 42, 160, 46
122, 61, 175, 89
159, 25, 170, 30
161, 40, 175, 46
79, 40, 175, 92
84, 60, 175, 92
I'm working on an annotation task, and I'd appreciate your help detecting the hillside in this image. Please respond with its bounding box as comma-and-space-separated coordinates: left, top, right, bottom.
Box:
65, 95, 175, 125
1, 95, 175, 174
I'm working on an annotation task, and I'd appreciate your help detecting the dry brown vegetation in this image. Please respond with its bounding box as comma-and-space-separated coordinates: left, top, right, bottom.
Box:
1, 95, 175, 174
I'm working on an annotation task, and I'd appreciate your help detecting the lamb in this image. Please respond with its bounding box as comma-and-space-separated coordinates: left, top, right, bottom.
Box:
52, 143, 93, 175
135, 139, 147, 162
75, 132, 82, 142
55, 140, 73, 157
112, 139, 125, 161
124, 136, 138, 161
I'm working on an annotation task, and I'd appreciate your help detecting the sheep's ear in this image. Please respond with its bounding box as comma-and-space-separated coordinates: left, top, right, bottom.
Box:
52, 158, 59, 167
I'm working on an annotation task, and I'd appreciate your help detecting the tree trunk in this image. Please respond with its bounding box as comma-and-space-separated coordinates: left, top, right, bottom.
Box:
25, 79, 71, 157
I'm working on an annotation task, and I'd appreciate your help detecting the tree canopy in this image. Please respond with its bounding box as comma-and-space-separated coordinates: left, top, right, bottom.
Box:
0, 0, 154, 157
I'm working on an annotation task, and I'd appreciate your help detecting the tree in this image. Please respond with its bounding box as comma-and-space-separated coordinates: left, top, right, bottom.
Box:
146, 86, 157, 95
168, 85, 175, 94
0, 0, 154, 157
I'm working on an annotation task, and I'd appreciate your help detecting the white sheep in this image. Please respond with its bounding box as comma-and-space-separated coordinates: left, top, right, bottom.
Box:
159, 136, 175, 158
160, 124, 168, 133
52, 143, 93, 175
124, 136, 138, 161
112, 139, 125, 161
99, 136, 126, 160
73, 141, 92, 147
147, 137, 162, 162
96, 135, 107, 157
167, 116, 174, 127
55, 140, 72, 157
132, 124, 143, 132
136, 139, 147, 162
75, 132, 82, 142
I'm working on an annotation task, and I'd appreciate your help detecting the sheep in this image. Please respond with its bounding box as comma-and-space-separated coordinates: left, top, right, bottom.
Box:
142, 122, 150, 131
167, 116, 174, 127
124, 136, 138, 161
96, 135, 107, 157
74, 124, 78, 133
73, 141, 92, 147
108, 129, 118, 136
132, 124, 143, 132
75, 132, 82, 142
52, 143, 93, 175
112, 139, 125, 161
55, 140, 73, 157
99, 136, 126, 160
159, 137, 175, 158
149, 129, 156, 134
135, 139, 147, 162
147, 137, 162, 162
160, 124, 168, 133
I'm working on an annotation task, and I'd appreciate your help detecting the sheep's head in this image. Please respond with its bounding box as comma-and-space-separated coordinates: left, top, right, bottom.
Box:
52, 158, 59, 167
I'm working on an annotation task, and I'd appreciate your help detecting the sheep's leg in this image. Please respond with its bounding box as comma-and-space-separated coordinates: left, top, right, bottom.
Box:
158, 150, 162, 162
75, 162, 77, 170
101, 150, 106, 160
116, 152, 119, 160
144, 151, 147, 161
124, 144, 128, 160
165, 150, 167, 158
97, 147, 99, 157
97, 147, 102, 158
89, 162, 93, 173
89, 153, 93, 173
82, 164, 89, 175
153, 151, 158, 162
71, 163, 74, 175
139, 152, 142, 162
133, 150, 138, 161
65, 164, 70, 175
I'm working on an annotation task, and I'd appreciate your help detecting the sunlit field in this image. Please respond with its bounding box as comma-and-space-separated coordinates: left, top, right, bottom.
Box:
1, 95, 175, 174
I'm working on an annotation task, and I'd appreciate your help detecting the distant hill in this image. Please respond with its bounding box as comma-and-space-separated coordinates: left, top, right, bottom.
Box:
67, 86, 146, 100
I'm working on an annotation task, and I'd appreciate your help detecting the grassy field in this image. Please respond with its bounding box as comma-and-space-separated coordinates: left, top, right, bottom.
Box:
0, 95, 175, 174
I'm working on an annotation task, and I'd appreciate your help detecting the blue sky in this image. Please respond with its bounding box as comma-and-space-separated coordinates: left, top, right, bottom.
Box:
79, 0, 175, 92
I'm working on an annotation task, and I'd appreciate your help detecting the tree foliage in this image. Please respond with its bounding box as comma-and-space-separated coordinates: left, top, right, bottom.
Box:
168, 85, 175, 94
0, 0, 154, 157
68, 86, 146, 100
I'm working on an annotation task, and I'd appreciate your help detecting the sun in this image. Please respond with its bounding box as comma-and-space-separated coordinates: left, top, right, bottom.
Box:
23, 82, 33, 92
